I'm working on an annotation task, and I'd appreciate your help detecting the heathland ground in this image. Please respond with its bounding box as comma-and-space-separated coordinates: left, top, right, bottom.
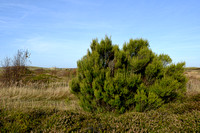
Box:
0, 67, 199, 132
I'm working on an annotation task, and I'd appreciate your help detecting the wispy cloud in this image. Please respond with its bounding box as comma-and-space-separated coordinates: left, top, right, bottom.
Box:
0, 3, 43, 11
59, 0, 101, 6
0, 2, 49, 22
14, 36, 78, 54
15, 37, 57, 53
12, 35, 87, 67
0, 20, 6, 23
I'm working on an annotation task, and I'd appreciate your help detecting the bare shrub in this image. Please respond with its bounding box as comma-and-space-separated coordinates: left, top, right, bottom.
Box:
0, 49, 30, 86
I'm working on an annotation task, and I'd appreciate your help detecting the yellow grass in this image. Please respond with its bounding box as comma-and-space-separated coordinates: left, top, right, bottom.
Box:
185, 68, 200, 94
0, 84, 81, 111
187, 78, 200, 93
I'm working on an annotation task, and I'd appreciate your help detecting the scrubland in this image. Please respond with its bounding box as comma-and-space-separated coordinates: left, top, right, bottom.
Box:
0, 67, 200, 132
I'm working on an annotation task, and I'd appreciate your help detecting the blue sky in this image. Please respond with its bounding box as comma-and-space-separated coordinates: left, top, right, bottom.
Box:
0, 0, 200, 68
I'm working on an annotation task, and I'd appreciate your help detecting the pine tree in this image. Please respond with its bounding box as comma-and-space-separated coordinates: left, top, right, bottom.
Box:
70, 36, 187, 113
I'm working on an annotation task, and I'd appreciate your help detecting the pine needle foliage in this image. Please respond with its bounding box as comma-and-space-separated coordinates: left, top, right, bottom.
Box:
70, 36, 187, 113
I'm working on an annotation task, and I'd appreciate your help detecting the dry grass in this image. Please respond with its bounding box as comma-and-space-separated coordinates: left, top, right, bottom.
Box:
187, 78, 200, 94
0, 86, 68, 100
185, 68, 200, 94
0, 83, 81, 111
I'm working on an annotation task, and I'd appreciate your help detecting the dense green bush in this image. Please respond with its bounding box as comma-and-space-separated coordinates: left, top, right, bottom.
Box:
70, 36, 187, 113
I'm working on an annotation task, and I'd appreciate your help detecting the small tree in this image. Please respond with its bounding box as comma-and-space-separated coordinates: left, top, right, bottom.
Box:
1, 49, 30, 86
70, 36, 187, 113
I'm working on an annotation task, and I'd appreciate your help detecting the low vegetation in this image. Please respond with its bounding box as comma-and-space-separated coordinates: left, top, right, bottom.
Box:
0, 93, 199, 132
0, 46, 199, 132
0, 67, 199, 132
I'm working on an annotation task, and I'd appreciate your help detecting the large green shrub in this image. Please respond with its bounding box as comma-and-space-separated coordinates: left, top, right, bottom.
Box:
70, 36, 187, 113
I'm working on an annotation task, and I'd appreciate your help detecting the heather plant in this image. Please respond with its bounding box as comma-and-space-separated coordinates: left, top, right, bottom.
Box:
70, 36, 187, 113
